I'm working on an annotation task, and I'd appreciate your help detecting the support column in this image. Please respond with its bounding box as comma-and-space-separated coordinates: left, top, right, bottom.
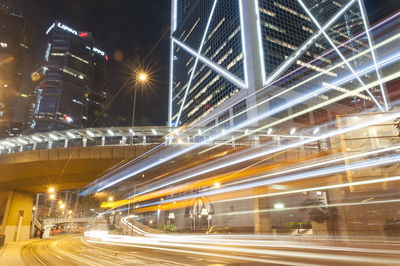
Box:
0, 190, 33, 242
253, 187, 272, 234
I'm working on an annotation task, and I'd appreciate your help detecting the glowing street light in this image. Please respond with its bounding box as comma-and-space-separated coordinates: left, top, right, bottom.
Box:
49, 187, 55, 193
132, 71, 149, 127
108, 196, 113, 202
59, 203, 65, 209
49, 194, 55, 200
138, 72, 148, 82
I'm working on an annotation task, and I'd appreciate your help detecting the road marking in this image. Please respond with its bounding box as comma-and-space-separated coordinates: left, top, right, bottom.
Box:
30, 245, 47, 266
88, 239, 315, 266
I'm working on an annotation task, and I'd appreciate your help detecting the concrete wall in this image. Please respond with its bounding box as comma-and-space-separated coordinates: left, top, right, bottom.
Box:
0, 191, 33, 242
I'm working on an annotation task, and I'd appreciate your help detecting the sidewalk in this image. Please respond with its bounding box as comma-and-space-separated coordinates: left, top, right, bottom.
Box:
0, 239, 36, 266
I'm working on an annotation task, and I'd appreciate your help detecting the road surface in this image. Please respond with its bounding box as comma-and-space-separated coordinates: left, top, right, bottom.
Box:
17, 233, 400, 265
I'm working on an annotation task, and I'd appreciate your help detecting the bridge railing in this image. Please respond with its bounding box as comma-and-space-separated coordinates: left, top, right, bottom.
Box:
0, 126, 324, 155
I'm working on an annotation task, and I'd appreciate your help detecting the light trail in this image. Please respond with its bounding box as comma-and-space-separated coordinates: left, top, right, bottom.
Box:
215, 175, 400, 204
221, 144, 400, 188
93, 18, 400, 193
200, 52, 400, 154
180, 13, 400, 140
127, 110, 400, 200
102, 143, 399, 210
85, 226, 400, 265
125, 153, 400, 211
217, 198, 400, 217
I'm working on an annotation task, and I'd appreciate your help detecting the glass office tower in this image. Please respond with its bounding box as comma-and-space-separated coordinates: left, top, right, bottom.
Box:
31, 21, 107, 132
169, 0, 388, 129
0, 5, 29, 136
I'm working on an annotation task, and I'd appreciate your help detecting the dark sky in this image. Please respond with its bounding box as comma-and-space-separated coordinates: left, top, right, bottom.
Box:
6, 0, 397, 126
10, 0, 171, 126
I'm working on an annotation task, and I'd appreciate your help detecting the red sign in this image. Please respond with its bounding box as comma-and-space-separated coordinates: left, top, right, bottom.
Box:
105, 54, 109, 61
79, 32, 89, 37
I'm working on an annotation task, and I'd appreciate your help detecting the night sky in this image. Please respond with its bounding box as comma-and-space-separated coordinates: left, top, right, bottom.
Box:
6, 0, 395, 127
10, 0, 171, 126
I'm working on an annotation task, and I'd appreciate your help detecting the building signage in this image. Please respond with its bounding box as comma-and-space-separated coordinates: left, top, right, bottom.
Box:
93, 47, 105, 56
79, 32, 89, 37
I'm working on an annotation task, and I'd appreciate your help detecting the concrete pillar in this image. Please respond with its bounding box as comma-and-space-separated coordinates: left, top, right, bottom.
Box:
253, 187, 272, 234
0, 190, 33, 242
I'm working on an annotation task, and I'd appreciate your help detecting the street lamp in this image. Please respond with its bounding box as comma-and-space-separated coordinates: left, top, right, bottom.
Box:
108, 196, 113, 202
49, 187, 55, 193
49, 194, 55, 200
131, 71, 148, 127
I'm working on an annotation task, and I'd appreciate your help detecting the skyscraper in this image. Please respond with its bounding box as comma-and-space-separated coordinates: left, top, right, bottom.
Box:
31, 21, 107, 132
0, 5, 29, 136
169, 0, 390, 130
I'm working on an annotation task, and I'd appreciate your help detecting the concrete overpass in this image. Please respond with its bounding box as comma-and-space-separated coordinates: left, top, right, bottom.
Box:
0, 125, 287, 242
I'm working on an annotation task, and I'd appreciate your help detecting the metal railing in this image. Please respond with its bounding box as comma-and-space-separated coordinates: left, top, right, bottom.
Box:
0, 126, 322, 155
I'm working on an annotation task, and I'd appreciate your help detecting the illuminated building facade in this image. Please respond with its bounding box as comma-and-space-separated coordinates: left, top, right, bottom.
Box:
169, 0, 389, 130
0, 5, 29, 136
31, 21, 107, 132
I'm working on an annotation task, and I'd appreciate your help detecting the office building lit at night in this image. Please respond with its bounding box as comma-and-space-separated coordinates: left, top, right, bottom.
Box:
31, 21, 107, 132
169, 0, 389, 130
0, 5, 29, 136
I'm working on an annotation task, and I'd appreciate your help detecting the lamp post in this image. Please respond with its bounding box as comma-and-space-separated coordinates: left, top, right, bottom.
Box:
131, 72, 148, 127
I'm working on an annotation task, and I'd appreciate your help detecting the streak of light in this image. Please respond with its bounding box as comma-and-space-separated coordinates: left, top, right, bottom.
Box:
127, 111, 400, 200
85, 230, 400, 265
117, 216, 400, 256
87, 239, 302, 265
185, 30, 400, 144
103, 140, 394, 210
95, 34, 400, 193
223, 144, 400, 189
200, 54, 400, 154
216, 175, 400, 204
120, 153, 400, 212
217, 198, 400, 217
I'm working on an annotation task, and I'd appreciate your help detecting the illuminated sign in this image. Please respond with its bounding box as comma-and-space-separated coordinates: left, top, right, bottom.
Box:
57, 22, 77, 35
93, 47, 105, 56
86, 45, 107, 58
79, 32, 89, 37
46, 22, 80, 36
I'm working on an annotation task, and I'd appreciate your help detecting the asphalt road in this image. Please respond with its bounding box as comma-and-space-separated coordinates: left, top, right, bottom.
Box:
20, 234, 400, 266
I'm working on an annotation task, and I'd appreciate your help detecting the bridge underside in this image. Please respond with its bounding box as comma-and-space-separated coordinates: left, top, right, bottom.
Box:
0, 145, 157, 193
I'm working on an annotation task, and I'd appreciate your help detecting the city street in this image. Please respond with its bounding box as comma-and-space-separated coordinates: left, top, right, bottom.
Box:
15, 233, 400, 265
1, 0, 399, 264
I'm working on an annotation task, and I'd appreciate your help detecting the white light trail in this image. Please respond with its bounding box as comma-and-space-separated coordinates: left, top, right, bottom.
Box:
94, 27, 400, 193
200, 53, 400, 153
216, 175, 400, 204
133, 153, 400, 208
189, 31, 400, 145
224, 144, 400, 188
